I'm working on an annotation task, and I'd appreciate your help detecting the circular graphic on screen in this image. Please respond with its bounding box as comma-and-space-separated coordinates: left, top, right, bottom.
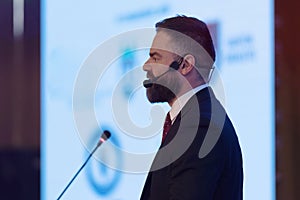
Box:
85, 127, 122, 196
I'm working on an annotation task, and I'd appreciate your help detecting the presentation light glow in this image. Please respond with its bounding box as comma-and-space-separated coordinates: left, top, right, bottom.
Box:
42, 1, 274, 199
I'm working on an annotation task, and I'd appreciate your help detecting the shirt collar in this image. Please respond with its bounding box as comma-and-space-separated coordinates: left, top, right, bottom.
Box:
169, 84, 209, 123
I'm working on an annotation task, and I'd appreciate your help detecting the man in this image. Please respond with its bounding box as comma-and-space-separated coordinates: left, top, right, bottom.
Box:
140, 15, 243, 199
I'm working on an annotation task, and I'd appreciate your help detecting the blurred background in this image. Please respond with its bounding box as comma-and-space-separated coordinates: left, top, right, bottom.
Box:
0, 0, 299, 199
0, 0, 40, 199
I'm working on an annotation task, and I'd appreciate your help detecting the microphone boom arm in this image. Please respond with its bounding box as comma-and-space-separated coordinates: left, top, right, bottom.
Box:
57, 131, 111, 200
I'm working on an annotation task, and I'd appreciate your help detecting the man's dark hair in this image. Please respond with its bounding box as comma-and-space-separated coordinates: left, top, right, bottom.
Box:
155, 15, 216, 69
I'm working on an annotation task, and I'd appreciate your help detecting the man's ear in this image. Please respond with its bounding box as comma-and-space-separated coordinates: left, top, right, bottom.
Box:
180, 54, 195, 75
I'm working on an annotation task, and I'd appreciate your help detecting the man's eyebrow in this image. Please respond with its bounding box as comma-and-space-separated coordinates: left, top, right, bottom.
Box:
149, 52, 162, 58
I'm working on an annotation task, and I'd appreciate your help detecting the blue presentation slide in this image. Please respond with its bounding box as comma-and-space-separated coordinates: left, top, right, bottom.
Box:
41, 0, 274, 199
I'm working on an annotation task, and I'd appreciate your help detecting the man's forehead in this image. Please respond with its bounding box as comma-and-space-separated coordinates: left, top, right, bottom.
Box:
150, 31, 173, 51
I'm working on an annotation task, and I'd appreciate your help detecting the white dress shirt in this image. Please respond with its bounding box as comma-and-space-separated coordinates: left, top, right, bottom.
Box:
169, 84, 209, 124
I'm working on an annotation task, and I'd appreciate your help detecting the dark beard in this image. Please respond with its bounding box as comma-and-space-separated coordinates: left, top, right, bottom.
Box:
146, 83, 176, 103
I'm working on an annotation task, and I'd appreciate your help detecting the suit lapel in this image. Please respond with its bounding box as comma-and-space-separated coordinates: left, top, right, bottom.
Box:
160, 87, 214, 148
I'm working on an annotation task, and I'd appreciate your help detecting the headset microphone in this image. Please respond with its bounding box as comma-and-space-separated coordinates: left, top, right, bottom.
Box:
143, 60, 181, 88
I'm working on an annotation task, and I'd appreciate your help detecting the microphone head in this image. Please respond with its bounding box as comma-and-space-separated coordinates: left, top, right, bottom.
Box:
101, 130, 111, 141
143, 79, 153, 88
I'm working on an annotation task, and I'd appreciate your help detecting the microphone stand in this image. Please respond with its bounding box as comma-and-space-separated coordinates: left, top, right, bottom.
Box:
57, 141, 103, 200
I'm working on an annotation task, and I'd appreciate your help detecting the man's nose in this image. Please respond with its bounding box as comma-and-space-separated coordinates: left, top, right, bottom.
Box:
143, 60, 152, 72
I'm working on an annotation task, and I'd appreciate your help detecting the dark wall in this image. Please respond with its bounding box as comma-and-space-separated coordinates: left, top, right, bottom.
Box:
0, 0, 40, 147
0, 150, 40, 199
0, 0, 40, 199
276, 0, 300, 200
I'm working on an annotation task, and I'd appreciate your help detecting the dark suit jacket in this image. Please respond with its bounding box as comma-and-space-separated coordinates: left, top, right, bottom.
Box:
140, 87, 243, 200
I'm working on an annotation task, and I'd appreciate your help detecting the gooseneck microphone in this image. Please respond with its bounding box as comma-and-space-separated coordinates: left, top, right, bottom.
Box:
143, 60, 181, 88
57, 130, 111, 200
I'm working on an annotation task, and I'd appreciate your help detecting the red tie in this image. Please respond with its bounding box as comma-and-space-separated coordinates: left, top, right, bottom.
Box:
162, 112, 172, 143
